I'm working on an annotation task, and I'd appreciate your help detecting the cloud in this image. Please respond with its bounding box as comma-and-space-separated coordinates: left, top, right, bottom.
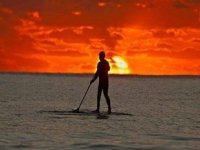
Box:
181, 0, 200, 6
136, 2, 147, 8
40, 40, 57, 46
0, 0, 199, 28
89, 38, 109, 51
156, 43, 174, 49
72, 11, 82, 16
151, 29, 176, 38
173, 0, 188, 8
81, 64, 94, 71
40, 50, 89, 57
0, 7, 13, 14
127, 47, 200, 60
192, 38, 200, 42
0, 51, 49, 72
27, 11, 41, 20
174, 47, 200, 59
97, 2, 107, 7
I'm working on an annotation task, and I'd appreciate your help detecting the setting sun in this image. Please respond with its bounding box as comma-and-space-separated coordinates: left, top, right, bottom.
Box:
109, 56, 130, 74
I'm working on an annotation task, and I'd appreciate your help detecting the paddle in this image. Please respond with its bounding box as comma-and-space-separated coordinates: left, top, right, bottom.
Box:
73, 83, 91, 113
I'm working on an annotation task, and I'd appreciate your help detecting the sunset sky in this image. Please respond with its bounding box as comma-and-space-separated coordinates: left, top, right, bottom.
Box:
0, 0, 200, 75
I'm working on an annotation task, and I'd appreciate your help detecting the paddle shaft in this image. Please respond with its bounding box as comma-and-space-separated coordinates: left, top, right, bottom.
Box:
77, 83, 91, 110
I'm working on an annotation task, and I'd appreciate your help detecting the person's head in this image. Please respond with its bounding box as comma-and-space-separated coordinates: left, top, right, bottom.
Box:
99, 51, 105, 61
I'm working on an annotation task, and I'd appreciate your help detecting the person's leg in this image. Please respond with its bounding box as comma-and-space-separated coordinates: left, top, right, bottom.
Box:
96, 86, 103, 112
103, 86, 111, 113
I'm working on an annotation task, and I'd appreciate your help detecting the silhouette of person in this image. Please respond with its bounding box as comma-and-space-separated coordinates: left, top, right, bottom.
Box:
90, 51, 111, 114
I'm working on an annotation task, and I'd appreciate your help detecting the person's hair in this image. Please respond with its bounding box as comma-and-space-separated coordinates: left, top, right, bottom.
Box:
99, 51, 105, 58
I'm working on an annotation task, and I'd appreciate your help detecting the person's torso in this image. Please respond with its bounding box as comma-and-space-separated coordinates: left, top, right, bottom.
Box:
97, 60, 110, 81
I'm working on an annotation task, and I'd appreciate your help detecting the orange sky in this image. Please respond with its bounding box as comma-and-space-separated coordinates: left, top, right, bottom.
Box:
0, 0, 200, 75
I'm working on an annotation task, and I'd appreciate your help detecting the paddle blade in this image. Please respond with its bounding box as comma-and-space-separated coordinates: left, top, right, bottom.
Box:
73, 108, 80, 113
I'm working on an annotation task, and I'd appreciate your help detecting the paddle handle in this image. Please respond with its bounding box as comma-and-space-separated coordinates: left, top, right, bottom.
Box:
77, 83, 91, 109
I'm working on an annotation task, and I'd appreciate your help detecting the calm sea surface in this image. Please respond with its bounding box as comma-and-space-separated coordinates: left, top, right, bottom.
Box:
0, 73, 200, 150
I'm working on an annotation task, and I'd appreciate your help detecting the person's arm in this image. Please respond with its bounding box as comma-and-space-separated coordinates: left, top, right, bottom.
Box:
90, 63, 99, 84
108, 62, 110, 71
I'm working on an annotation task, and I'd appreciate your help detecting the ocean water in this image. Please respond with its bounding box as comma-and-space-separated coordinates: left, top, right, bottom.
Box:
0, 73, 200, 150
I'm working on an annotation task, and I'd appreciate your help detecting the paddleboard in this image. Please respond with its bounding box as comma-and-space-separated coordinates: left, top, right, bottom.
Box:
38, 110, 133, 116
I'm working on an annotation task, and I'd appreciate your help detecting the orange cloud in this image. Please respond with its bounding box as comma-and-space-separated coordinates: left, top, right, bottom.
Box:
98, 2, 107, 7
72, 11, 82, 16
28, 11, 41, 20
136, 3, 147, 8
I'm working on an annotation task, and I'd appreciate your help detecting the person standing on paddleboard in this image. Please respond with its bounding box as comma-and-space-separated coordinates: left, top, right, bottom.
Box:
90, 51, 111, 114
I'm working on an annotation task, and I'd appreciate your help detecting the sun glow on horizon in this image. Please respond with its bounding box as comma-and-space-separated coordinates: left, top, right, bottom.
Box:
109, 56, 130, 74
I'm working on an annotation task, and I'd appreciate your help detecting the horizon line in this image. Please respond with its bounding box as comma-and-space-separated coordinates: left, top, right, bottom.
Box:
0, 72, 200, 77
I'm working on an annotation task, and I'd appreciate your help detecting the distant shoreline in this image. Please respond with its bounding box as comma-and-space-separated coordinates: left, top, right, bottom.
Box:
0, 72, 200, 77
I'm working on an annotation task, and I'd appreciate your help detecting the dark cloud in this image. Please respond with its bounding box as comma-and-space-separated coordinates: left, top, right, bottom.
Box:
157, 43, 174, 49
1, 33, 37, 55
0, 7, 13, 14
40, 49, 89, 57
192, 38, 200, 43
81, 64, 94, 70
48, 27, 92, 44
148, 48, 200, 59
1, 0, 199, 28
151, 30, 176, 38
126, 47, 200, 60
0, 51, 49, 72
173, 0, 188, 8
181, 0, 200, 6
40, 40, 57, 46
